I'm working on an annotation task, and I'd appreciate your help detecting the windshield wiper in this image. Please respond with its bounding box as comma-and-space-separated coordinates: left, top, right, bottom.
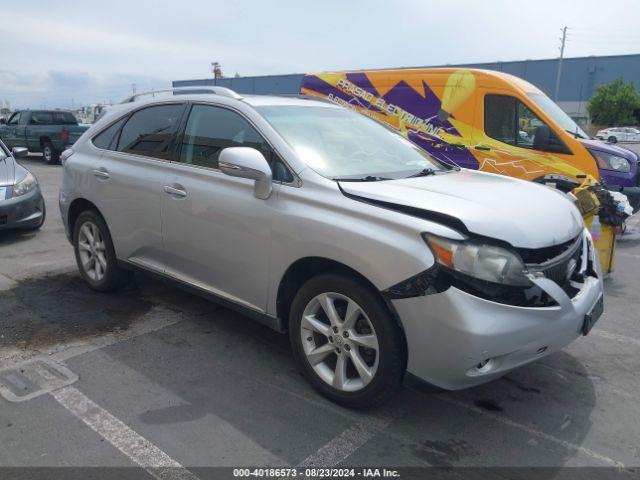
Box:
565, 129, 585, 140
406, 168, 436, 178
333, 175, 392, 182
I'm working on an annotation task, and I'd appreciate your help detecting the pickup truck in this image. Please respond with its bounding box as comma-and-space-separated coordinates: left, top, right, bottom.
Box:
0, 110, 89, 164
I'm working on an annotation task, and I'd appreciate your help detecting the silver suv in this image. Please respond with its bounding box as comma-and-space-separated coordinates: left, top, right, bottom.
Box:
59, 88, 604, 407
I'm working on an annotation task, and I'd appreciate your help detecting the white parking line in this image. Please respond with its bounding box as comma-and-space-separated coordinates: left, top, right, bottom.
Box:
436, 396, 624, 468
297, 421, 384, 468
52, 386, 200, 480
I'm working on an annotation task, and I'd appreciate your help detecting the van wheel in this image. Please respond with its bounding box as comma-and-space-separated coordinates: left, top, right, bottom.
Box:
73, 210, 131, 292
607, 136, 618, 144
289, 273, 405, 408
42, 142, 59, 165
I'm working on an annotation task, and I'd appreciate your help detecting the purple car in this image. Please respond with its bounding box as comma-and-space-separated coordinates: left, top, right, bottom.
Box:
581, 139, 640, 211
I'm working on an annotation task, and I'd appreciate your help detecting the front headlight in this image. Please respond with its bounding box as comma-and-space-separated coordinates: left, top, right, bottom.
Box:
423, 234, 531, 287
13, 172, 38, 197
590, 150, 631, 173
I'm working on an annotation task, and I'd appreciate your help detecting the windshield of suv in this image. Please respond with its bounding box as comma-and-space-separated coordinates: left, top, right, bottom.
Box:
527, 93, 589, 140
257, 105, 444, 180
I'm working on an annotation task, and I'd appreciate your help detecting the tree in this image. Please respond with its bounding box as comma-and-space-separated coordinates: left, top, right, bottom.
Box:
587, 78, 640, 126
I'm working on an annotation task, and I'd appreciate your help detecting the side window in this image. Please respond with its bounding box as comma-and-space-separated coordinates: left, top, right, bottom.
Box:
484, 94, 554, 150
30, 112, 53, 124
7, 113, 20, 125
117, 104, 184, 159
92, 117, 128, 150
53, 112, 77, 125
178, 105, 293, 182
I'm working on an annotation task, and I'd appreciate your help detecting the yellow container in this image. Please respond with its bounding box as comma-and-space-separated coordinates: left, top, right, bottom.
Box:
585, 215, 617, 275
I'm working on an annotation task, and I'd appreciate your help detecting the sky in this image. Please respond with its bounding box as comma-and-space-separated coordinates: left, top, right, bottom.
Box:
2, 0, 640, 109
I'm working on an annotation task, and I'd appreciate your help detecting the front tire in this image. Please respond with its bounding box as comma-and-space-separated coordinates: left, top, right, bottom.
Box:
42, 141, 59, 165
608, 136, 618, 144
73, 210, 131, 291
289, 274, 405, 408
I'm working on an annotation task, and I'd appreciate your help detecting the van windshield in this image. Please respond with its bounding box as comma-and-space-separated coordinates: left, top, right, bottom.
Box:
527, 93, 589, 140
257, 105, 444, 180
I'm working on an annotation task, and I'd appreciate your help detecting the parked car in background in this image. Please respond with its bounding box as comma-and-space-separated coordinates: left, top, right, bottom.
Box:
0, 140, 45, 231
60, 88, 604, 407
595, 127, 640, 143
0, 110, 89, 164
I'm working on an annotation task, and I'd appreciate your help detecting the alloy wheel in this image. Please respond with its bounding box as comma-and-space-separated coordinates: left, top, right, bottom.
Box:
43, 146, 52, 163
300, 292, 379, 392
77, 221, 108, 282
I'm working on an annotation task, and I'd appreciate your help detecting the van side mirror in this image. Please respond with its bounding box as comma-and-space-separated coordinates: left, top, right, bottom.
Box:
11, 147, 28, 159
533, 125, 570, 154
0, 118, 6, 124
219, 147, 273, 200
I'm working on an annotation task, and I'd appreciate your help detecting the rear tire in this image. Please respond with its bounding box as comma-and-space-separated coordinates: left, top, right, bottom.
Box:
608, 136, 618, 144
42, 141, 59, 165
289, 273, 405, 408
73, 210, 131, 292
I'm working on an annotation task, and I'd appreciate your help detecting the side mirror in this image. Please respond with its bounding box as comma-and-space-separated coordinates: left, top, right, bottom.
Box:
533, 125, 551, 150
219, 147, 272, 199
533, 125, 570, 154
0, 118, 6, 124
11, 147, 28, 159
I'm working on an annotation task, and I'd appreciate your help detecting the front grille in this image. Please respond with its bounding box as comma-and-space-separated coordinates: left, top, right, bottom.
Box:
527, 236, 586, 298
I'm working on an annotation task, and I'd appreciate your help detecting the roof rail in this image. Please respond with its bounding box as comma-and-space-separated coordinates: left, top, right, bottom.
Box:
120, 86, 243, 103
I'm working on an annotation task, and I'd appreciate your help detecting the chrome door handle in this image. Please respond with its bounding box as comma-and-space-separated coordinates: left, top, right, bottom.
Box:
92, 168, 110, 179
163, 185, 187, 198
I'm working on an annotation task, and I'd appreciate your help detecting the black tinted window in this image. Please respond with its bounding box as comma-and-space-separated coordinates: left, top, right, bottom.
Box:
117, 104, 184, 159
30, 112, 53, 124
179, 105, 293, 182
53, 112, 77, 125
7, 113, 20, 125
92, 117, 127, 150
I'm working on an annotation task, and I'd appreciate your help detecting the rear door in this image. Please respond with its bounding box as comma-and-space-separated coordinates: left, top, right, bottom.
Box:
161, 103, 287, 312
89, 103, 186, 271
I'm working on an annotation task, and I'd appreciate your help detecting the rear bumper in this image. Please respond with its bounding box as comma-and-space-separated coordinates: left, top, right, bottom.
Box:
0, 187, 45, 230
393, 230, 604, 390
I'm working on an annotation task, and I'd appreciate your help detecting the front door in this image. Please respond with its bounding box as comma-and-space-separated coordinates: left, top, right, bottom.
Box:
3, 112, 22, 149
161, 103, 281, 313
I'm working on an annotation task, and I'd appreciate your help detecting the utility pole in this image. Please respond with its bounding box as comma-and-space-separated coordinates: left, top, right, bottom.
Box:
131, 83, 137, 95
554, 26, 568, 101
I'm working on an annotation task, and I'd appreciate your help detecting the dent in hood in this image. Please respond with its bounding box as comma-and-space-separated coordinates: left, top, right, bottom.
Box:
339, 169, 583, 249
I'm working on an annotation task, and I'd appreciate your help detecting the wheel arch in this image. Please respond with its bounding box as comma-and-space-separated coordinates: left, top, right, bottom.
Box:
39, 135, 52, 147
275, 256, 408, 369
67, 198, 107, 238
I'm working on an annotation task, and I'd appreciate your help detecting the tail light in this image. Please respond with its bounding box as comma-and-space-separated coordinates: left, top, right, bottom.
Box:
61, 129, 69, 143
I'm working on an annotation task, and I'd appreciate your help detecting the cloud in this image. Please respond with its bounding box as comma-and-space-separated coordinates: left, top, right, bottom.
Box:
2, 0, 639, 108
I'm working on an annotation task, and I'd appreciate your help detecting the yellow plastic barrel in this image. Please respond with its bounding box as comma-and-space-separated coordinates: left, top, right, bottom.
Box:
584, 214, 617, 275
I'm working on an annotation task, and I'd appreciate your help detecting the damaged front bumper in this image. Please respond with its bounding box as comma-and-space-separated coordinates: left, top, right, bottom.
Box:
392, 229, 604, 390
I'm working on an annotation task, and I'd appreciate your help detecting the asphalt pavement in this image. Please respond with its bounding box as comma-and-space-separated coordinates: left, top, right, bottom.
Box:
0, 153, 639, 479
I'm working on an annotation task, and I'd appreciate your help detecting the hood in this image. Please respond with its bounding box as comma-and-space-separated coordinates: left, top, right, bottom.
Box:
580, 139, 638, 161
339, 169, 583, 249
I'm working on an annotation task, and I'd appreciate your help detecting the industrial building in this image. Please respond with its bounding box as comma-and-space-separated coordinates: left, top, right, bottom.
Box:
174, 53, 640, 128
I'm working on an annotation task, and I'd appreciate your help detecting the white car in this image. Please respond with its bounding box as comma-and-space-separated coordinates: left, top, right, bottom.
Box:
595, 127, 640, 143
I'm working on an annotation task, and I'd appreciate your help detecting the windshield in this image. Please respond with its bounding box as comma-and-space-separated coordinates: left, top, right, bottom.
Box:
256, 105, 444, 180
527, 93, 589, 139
